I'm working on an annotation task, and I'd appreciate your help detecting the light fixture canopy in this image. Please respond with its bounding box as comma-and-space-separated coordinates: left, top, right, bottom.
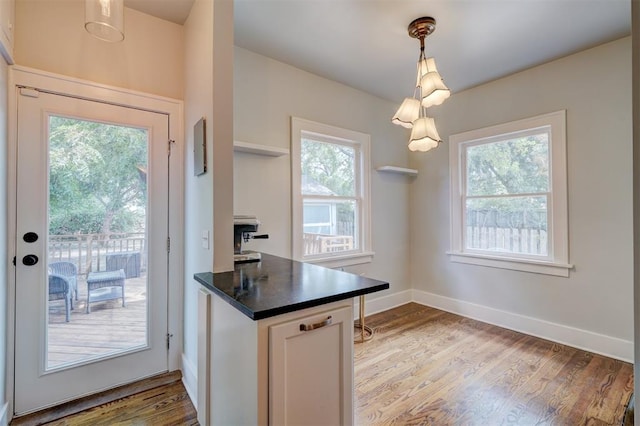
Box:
85, 0, 124, 42
392, 16, 449, 152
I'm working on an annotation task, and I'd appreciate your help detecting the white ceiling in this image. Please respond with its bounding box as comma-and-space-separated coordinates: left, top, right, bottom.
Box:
125, 0, 194, 24
127, 0, 631, 103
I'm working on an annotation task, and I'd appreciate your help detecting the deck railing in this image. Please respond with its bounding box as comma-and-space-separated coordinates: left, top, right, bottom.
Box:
303, 233, 354, 255
48, 233, 146, 277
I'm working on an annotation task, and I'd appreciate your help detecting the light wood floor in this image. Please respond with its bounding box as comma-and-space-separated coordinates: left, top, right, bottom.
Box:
354, 303, 634, 425
17, 302, 633, 425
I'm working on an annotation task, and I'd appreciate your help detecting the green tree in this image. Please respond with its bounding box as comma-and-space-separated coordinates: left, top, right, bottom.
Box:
301, 139, 355, 196
301, 138, 357, 230
466, 134, 548, 196
465, 134, 549, 230
48, 116, 147, 235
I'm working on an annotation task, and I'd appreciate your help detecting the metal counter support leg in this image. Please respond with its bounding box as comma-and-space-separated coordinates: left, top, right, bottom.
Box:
355, 295, 373, 343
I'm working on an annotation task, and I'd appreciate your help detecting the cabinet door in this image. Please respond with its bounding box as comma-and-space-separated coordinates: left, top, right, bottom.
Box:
269, 305, 353, 426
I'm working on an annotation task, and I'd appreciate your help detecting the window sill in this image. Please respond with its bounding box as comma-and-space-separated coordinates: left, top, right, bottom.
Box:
303, 251, 375, 269
447, 251, 572, 277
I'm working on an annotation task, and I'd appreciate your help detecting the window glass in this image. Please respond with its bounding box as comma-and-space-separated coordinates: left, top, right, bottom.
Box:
301, 138, 355, 197
465, 196, 548, 256
466, 132, 549, 196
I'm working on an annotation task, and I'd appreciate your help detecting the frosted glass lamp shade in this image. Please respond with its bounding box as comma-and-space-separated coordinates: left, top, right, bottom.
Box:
408, 117, 441, 152
392, 98, 421, 128
85, 0, 124, 42
420, 72, 450, 108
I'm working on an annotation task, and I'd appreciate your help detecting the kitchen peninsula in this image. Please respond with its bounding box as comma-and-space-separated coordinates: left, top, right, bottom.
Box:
194, 253, 389, 425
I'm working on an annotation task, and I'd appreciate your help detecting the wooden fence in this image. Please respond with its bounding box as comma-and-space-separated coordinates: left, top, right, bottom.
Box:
466, 226, 547, 255
48, 233, 146, 277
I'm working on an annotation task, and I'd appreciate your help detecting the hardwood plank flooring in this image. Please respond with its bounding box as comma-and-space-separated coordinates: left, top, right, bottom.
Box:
354, 303, 634, 425
41, 381, 197, 426
11, 372, 197, 426
16, 302, 633, 425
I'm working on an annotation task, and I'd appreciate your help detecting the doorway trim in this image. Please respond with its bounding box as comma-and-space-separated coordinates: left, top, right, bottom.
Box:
6, 65, 184, 419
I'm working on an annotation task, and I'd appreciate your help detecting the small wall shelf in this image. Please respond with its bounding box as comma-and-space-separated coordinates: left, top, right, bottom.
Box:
376, 166, 418, 177
234, 141, 289, 157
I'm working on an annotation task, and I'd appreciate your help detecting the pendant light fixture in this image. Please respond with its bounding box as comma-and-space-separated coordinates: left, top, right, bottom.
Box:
392, 17, 450, 152
85, 0, 125, 42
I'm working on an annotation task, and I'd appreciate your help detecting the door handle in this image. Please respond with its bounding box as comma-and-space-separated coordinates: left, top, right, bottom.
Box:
22, 255, 39, 266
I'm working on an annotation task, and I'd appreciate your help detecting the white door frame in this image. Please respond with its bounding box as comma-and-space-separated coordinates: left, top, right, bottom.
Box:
5, 65, 184, 418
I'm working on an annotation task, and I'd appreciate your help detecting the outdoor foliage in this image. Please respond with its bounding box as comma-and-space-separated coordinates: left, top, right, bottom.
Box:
465, 133, 549, 230
301, 138, 356, 234
48, 116, 147, 235
466, 133, 549, 196
301, 138, 355, 197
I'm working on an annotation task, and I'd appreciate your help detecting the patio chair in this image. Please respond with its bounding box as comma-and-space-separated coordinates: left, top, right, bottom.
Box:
49, 261, 78, 302
49, 273, 72, 322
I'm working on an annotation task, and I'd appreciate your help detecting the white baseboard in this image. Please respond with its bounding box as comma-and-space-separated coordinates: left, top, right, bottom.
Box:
412, 289, 633, 363
353, 289, 412, 319
0, 401, 8, 426
181, 353, 198, 410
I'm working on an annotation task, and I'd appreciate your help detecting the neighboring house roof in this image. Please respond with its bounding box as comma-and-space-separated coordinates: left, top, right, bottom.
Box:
302, 175, 335, 196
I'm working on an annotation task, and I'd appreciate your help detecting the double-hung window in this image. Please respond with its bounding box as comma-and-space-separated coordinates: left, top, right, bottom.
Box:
449, 110, 570, 276
291, 117, 372, 267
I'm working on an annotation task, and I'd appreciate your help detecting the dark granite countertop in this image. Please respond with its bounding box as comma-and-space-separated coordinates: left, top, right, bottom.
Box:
194, 253, 389, 320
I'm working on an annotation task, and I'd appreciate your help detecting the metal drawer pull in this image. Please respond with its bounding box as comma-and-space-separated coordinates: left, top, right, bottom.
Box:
300, 316, 332, 332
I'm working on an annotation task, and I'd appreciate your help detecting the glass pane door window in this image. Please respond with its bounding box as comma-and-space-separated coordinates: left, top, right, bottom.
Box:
47, 116, 149, 370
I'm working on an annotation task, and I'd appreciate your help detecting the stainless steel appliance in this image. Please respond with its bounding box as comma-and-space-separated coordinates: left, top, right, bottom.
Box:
234, 215, 269, 263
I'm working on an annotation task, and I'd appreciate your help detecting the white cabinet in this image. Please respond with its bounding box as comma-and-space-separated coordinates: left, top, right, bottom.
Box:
269, 305, 353, 425
199, 294, 354, 425
0, 0, 14, 63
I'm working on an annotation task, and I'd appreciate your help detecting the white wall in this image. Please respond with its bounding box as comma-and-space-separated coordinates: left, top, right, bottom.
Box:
410, 37, 633, 359
15, 0, 184, 99
0, 56, 9, 426
631, 0, 640, 416
182, 0, 214, 402
234, 47, 413, 298
182, 0, 235, 410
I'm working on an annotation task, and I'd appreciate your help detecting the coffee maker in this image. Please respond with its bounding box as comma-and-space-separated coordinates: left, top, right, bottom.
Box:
233, 215, 269, 263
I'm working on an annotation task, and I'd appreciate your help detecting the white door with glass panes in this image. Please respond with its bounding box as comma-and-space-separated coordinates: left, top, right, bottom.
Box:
13, 86, 171, 415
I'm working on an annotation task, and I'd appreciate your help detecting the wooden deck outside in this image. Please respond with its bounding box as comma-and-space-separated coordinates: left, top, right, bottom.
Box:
47, 274, 148, 369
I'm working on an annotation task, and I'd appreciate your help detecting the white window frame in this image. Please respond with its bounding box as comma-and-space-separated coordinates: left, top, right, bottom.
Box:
448, 110, 572, 277
291, 117, 373, 268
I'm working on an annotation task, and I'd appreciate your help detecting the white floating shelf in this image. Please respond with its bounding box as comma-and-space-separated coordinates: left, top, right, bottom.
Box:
233, 141, 289, 157
376, 166, 418, 177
